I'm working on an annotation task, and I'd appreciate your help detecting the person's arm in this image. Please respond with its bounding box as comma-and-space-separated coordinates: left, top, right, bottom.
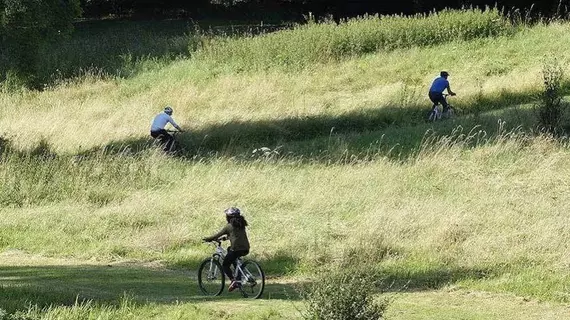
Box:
168, 116, 184, 132
446, 83, 456, 96
203, 225, 229, 242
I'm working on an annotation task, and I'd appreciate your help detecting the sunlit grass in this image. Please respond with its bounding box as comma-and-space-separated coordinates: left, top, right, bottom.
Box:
196, 8, 515, 71
0, 130, 569, 304
2, 22, 570, 152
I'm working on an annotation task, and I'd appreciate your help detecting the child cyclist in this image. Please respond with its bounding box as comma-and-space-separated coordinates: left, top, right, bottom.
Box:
202, 207, 250, 292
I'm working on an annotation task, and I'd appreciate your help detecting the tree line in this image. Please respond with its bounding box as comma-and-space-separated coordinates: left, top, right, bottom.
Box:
80, 0, 567, 20
1, 0, 81, 87
1, 0, 566, 89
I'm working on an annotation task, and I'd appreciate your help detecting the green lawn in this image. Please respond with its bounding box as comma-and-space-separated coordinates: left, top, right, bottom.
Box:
1, 254, 569, 319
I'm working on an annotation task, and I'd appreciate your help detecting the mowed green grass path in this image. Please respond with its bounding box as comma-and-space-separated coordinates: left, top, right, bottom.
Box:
0, 253, 568, 319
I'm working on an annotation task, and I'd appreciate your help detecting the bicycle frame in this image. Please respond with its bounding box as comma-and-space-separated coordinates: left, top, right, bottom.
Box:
153, 130, 180, 153
429, 94, 454, 121
207, 240, 249, 282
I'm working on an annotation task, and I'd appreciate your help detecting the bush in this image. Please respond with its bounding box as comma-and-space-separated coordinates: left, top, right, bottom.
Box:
535, 59, 567, 134
300, 268, 387, 320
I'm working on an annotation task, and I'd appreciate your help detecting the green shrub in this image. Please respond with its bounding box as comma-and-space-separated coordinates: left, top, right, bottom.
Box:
535, 58, 567, 134
300, 268, 387, 320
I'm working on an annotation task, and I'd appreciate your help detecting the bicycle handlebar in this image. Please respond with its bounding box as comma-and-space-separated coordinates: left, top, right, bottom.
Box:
203, 235, 228, 244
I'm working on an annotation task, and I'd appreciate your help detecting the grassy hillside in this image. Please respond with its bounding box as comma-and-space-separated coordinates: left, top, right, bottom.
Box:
1, 9, 570, 319
3, 16, 570, 153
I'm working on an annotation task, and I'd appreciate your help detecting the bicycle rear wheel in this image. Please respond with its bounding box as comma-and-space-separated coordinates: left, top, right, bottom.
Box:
198, 258, 225, 296
238, 260, 265, 299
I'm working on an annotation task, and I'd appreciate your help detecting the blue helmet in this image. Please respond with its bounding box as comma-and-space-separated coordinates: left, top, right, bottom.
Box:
224, 207, 241, 217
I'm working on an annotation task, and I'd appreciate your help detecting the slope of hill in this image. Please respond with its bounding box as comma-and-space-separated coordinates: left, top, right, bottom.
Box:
0, 9, 569, 319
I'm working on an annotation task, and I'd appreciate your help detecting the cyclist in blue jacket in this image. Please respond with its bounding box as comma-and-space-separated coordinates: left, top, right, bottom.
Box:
428, 71, 456, 116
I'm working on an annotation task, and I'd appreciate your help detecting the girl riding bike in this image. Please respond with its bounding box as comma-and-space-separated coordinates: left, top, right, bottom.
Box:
202, 207, 250, 292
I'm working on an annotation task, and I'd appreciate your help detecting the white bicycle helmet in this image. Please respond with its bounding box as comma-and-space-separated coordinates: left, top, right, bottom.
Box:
224, 207, 241, 217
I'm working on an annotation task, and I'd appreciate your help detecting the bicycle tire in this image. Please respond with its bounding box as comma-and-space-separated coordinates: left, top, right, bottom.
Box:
427, 109, 438, 122
237, 260, 265, 299
440, 106, 454, 120
198, 258, 225, 296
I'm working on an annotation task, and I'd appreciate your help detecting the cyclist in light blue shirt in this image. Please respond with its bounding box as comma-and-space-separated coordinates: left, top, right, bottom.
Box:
150, 106, 183, 151
429, 71, 456, 115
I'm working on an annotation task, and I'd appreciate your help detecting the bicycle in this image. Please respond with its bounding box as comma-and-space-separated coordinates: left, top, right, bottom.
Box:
198, 237, 265, 299
427, 94, 455, 122
152, 130, 182, 153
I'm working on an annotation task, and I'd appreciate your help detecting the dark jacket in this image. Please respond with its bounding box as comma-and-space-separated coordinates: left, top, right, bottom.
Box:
204, 223, 250, 251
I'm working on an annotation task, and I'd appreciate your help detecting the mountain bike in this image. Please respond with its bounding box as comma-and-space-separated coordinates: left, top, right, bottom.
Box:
198, 237, 265, 299
427, 94, 455, 122
152, 130, 182, 153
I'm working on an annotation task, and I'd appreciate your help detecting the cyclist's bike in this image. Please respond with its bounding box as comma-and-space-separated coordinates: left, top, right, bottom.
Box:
427, 94, 455, 122
152, 130, 181, 153
198, 237, 265, 299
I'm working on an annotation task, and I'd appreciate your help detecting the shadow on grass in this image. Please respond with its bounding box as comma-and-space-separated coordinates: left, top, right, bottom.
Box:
377, 265, 496, 293
0, 261, 499, 314
34, 20, 290, 88
0, 263, 300, 314
35, 20, 195, 86
84, 95, 540, 162
0, 86, 560, 164
0, 247, 507, 314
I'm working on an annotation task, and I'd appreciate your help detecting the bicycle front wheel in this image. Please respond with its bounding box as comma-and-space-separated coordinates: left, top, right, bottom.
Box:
447, 106, 455, 118
198, 258, 225, 296
427, 109, 438, 122
238, 260, 265, 299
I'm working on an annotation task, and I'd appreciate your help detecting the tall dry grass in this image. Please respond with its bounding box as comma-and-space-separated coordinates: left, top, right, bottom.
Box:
196, 8, 515, 71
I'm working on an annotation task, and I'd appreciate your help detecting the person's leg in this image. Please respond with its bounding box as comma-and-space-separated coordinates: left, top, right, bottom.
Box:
164, 134, 174, 152
223, 250, 239, 281
440, 96, 449, 113
428, 92, 440, 109
155, 129, 173, 151
232, 250, 249, 281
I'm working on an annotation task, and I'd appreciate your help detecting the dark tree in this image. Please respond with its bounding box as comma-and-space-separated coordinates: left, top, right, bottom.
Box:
78, 0, 568, 20
1, 0, 81, 87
